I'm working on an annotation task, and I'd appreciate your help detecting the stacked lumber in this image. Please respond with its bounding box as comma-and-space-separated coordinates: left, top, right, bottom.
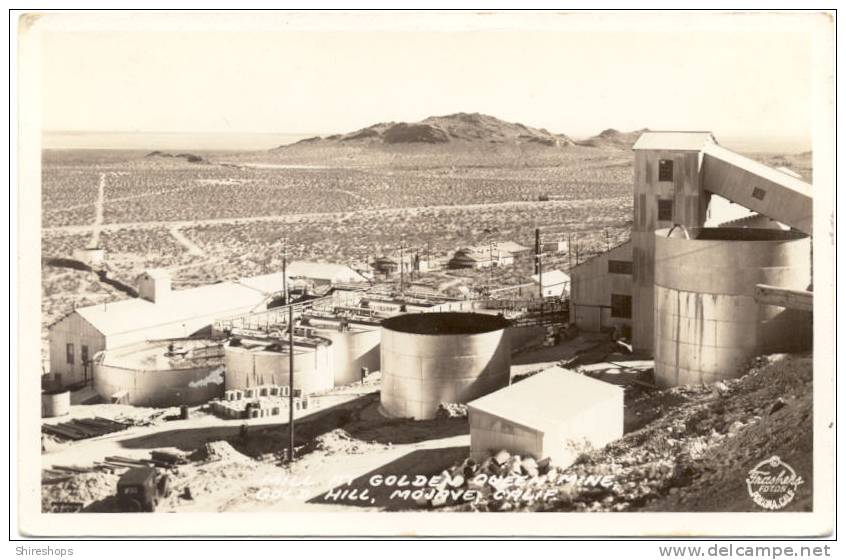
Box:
41, 417, 131, 442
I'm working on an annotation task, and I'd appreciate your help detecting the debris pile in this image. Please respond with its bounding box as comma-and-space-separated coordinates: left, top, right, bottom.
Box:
41, 417, 131, 442
200, 440, 255, 464
42, 471, 119, 512
435, 402, 467, 419
444, 354, 812, 512
309, 428, 388, 456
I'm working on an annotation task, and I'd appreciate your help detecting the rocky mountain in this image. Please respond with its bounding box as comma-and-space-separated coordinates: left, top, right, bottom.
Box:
276, 113, 576, 149
575, 128, 649, 149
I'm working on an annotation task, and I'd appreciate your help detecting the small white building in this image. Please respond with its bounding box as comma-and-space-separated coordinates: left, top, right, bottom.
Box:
467, 367, 624, 467
530, 269, 571, 298
285, 261, 370, 287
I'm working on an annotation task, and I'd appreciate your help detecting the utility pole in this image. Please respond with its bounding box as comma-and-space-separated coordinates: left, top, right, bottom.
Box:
534, 229, 541, 275
398, 239, 408, 296
488, 240, 498, 289
281, 237, 288, 305
288, 303, 295, 463
535, 229, 543, 301
567, 233, 573, 271
604, 229, 610, 252
575, 236, 580, 266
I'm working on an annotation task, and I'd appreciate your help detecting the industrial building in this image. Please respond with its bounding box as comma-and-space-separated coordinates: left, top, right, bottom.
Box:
277, 261, 370, 288
467, 367, 623, 466
568, 131, 813, 384
530, 269, 571, 299
448, 246, 514, 269
380, 312, 511, 420
48, 269, 274, 388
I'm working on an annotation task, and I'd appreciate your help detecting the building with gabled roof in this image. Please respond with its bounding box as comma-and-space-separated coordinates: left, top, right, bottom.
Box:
467, 366, 623, 466
48, 269, 275, 388
569, 130, 812, 354
530, 269, 571, 298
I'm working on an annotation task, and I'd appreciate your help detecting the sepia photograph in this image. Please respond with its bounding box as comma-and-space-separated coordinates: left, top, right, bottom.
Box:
12, 8, 836, 539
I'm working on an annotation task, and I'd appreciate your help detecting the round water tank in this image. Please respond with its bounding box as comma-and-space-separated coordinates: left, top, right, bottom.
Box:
41, 389, 70, 418
313, 322, 381, 386
654, 227, 811, 387
224, 339, 334, 395
380, 312, 511, 419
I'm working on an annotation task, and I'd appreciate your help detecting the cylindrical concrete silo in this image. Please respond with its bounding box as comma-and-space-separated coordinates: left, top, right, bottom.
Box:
654, 227, 811, 387
380, 312, 511, 420
224, 337, 334, 395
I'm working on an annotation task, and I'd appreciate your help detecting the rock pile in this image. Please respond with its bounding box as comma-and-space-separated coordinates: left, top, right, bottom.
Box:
435, 402, 467, 419
443, 353, 812, 512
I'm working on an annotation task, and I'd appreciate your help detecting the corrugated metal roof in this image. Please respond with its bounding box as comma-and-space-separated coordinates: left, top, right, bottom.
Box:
467, 366, 622, 433
496, 241, 531, 254
632, 131, 716, 151
237, 272, 288, 295
75, 281, 269, 337
530, 269, 570, 287
286, 261, 366, 282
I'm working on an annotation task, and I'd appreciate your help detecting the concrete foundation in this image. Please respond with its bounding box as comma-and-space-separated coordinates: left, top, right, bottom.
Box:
654, 227, 811, 387
380, 312, 511, 420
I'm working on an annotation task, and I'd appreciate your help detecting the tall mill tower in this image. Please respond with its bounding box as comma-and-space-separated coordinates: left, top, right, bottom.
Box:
630, 132, 716, 353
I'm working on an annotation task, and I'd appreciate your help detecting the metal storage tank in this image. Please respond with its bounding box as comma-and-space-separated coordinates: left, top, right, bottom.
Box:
380, 312, 511, 420
306, 317, 382, 386
93, 339, 225, 407
41, 389, 70, 418
224, 336, 334, 395
654, 227, 811, 387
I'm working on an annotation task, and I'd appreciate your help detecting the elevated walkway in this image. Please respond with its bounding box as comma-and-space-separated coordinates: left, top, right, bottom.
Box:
702, 144, 812, 235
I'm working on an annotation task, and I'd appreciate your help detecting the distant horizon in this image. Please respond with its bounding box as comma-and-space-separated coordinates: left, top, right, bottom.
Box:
42, 128, 813, 154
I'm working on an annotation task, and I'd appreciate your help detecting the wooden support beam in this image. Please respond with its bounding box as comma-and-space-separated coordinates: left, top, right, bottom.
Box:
755, 284, 813, 312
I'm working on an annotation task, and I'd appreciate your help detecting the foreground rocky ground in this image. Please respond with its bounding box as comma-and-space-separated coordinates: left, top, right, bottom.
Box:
42, 352, 813, 513
440, 354, 812, 512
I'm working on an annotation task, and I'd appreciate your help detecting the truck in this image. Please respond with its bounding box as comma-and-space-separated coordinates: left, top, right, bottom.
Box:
116, 467, 171, 512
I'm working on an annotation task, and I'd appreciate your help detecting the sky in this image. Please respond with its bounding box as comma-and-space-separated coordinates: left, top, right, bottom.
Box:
36, 12, 818, 148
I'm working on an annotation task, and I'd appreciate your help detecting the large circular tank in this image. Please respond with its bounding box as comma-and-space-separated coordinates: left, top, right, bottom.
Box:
654, 227, 811, 387
380, 312, 511, 420
305, 317, 382, 386
94, 339, 225, 406
224, 336, 334, 395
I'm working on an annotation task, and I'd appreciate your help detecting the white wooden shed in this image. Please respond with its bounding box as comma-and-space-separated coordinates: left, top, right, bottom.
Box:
467, 366, 624, 467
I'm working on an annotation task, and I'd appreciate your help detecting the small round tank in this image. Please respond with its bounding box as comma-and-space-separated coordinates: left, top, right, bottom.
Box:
654, 227, 811, 387
224, 337, 334, 395
380, 312, 511, 420
306, 317, 382, 386
41, 389, 70, 418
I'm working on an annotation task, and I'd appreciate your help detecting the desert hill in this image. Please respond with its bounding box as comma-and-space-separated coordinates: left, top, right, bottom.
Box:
575, 128, 649, 149
277, 113, 577, 149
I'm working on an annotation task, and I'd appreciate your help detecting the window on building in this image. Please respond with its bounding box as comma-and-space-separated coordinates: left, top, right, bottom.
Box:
657, 199, 674, 222
66, 343, 75, 365
752, 187, 767, 201
658, 159, 674, 182
81, 345, 89, 365
608, 260, 633, 275
611, 294, 632, 319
